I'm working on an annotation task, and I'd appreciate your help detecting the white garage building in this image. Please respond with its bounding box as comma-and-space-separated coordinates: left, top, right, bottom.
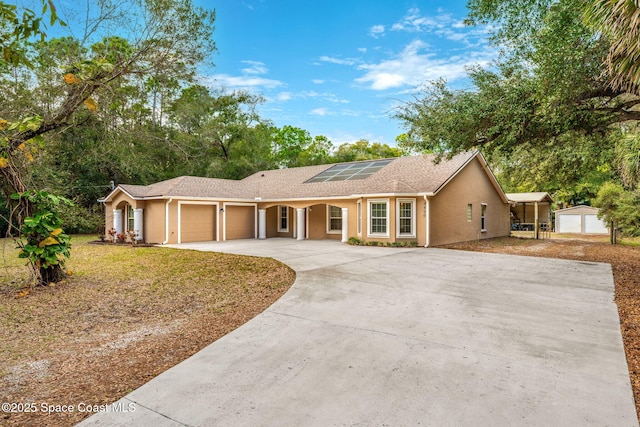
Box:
554, 205, 609, 234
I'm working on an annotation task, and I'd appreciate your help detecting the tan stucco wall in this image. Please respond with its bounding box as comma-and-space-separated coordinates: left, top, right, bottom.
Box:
266, 206, 293, 238
428, 157, 510, 246
358, 196, 423, 245
166, 200, 179, 244
144, 200, 166, 244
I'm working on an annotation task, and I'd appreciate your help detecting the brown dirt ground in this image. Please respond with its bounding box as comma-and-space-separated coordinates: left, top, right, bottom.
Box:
441, 235, 640, 422
0, 242, 295, 426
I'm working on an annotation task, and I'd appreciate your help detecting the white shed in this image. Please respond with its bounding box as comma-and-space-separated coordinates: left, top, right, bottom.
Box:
554, 205, 609, 234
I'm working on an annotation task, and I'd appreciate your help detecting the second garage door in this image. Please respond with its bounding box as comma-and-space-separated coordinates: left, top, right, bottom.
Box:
584, 214, 609, 234
226, 205, 255, 240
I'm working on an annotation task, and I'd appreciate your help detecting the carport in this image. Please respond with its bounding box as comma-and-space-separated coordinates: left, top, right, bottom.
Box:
506, 192, 553, 239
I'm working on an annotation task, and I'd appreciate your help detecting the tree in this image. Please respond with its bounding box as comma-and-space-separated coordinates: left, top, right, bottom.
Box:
583, 0, 640, 94
615, 130, 640, 189
169, 86, 272, 179
0, 0, 65, 66
493, 132, 616, 204
395, 0, 640, 211
272, 125, 314, 168
0, 0, 216, 284
594, 181, 640, 240
297, 135, 333, 166
332, 139, 401, 163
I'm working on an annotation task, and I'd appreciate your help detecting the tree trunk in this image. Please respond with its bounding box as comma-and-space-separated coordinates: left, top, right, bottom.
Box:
39, 265, 67, 286
0, 162, 30, 236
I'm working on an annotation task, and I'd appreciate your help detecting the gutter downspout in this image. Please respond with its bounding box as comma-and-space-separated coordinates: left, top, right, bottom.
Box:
162, 198, 173, 245
423, 194, 430, 248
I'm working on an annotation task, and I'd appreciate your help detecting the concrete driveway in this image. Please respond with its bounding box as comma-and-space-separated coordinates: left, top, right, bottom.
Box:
79, 239, 637, 426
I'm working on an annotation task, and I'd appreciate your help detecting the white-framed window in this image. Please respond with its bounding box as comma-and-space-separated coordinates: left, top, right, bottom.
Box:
467, 203, 473, 222
481, 203, 487, 231
278, 205, 288, 232
396, 198, 416, 238
368, 199, 389, 237
127, 205, 135, 231
327, 205, 342, 233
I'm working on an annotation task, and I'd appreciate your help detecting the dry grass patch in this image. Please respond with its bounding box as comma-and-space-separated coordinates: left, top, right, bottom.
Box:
0, 236, 295, 426
441, 235, 640, 421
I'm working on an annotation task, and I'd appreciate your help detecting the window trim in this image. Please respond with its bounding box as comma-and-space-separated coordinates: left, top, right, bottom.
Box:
367, 198, 390, 238
481, 203, 487, 232
396, 198, 416, 238
326, 205, 343, 234
278, 205, 289, 232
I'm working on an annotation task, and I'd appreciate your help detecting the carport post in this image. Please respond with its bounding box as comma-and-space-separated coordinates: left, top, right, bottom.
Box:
341, 207, 349, 243
258, 209, 266, 239
534, 201, 539, 239
296, 208, 305, 240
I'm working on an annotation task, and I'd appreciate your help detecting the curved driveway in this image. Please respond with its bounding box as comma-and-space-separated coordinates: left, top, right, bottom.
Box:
80, 239, 637, 426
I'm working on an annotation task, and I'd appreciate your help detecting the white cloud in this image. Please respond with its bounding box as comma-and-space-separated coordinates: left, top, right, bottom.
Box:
201, 58, 284, 92
355, 39, 495, 91
276, 91, 292, 101
202, 74, 283, 90
389, 8, 489, 46
391, 8, 446, 32
312, 79, 325, 84
318, 55, 357, 66
390, 8, 473, 35
241, 60, 268, 75
310, 108, 331, 116
369, 24, 385, 38
358, 47, 367, 53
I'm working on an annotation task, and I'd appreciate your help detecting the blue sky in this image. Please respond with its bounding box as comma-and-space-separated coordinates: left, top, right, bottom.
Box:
201, 1, 495, 146
32, 0, 495, 147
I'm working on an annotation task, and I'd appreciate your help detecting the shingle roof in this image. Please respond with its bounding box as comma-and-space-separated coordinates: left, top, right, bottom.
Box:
242, 151, 476, 199
506, 192, 553, 203
104, 151, 491, 202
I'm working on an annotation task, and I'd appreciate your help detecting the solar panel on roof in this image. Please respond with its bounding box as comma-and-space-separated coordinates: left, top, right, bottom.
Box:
304, 159, 394, 183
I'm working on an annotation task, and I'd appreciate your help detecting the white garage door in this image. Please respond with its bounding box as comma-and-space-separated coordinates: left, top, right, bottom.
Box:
558, 214, 581, 233
584, 214, 608, 234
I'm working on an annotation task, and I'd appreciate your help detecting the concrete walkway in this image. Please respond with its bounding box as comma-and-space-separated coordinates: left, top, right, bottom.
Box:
79, 239, 637, 426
